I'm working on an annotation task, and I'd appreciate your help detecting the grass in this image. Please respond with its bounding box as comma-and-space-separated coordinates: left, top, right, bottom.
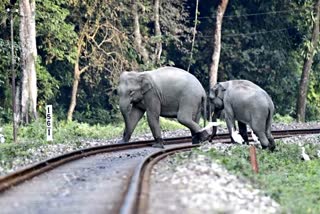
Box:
197, 140, 320, 213
1, 116, 186, 144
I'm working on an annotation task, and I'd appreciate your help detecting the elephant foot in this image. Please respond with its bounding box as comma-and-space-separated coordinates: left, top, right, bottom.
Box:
208, 127, 217, 142
208, 132, 217, 142
268, 144, 276, 152
200, 122, 219, 143
268, 138, 276, 152
199, 129, 210, 142
192, 130, 210, 145
192, 134, 200, 145
212, 126, 218, 136
152, 138, 165, 149
231, 130, 245, 144
152, 143, 165, 148
117, 139, 128, 144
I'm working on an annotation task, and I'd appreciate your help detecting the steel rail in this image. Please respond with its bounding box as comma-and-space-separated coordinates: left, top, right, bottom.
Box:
0, 128, 319, 193
119, 144, 197, 214
0, 142, 150, 192
212, 128, 320, 139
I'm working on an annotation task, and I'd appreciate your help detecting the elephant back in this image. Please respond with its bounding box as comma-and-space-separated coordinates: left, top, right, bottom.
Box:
147, 67, 206, 97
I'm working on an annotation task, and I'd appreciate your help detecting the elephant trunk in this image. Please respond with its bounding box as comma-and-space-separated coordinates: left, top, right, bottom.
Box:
211, 114, 218, 137
209, 103, 222, 138
202, 96, 207, 127
119, 97, 132, 118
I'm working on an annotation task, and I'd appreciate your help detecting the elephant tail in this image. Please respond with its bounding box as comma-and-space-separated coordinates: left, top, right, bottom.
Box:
266, 106, 273, 135
202, 96, 207, 127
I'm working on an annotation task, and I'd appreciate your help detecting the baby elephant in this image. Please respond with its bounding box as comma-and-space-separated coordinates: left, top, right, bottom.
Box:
209, 80, 275, 151
117, 66, 209, 148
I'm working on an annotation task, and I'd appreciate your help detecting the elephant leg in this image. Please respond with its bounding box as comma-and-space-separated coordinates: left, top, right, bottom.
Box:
121, 107, 145, 143
225, 107, 244, 144
252, 130, 269, 150
194, 108, 201, 124
190, 130, 198, 144
251, 118, 269, 150
177, 106, 202, 132
194, 107, 211, 144
177, 104, 207, 144
251, 113, 275, 151
266, 131, 275, 152
178, 112, 200, 144
145, 102, 164, 148
209, 110, 221, 142
266, 119, 275, 151
238, 121, 249, 144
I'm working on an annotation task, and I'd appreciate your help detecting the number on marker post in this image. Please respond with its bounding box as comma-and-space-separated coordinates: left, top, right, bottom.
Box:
46, 105, 53, 141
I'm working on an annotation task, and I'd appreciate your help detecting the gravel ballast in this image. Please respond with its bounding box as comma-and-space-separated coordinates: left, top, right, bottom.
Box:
148, 150, 280, 214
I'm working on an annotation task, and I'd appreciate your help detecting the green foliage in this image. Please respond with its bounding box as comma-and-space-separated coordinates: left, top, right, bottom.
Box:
0, 36, 20, 123
200, 141, 320, 213
0, 38, 11, 114
160, 0, 193, 68
273, 114, 295, 124
0, 0, 10, 23
1, 0, 320, 124
36, 0, 77, 64
14, 119, 123, 143
36, 57, 60, 116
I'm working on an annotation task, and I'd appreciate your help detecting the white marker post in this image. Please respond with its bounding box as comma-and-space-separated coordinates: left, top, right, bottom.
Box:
46, 105, 53, 141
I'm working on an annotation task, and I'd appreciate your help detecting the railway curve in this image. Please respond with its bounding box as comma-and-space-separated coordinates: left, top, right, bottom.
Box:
0, 128, 319, 213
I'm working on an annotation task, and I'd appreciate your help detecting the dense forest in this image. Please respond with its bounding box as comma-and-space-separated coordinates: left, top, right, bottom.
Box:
0, 0, 320, 126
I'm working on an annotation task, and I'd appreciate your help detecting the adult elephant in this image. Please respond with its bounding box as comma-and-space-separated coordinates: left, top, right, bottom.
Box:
209, 80, 275, 151
117, 67, 209, 148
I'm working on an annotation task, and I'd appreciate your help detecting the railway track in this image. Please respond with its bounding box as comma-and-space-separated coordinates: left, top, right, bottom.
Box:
0, 128, 319, 213
119, 128, 320, 214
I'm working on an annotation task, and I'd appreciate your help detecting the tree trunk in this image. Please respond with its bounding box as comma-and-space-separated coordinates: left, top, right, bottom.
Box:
67, 62, 80, 121
154, 0, 162, 64
297, 0, 320, 122
132, 0, 149, 64
29, 0, 37, 119
19, 0, 29, 123
187, 0, 199, 72
10, 10, 17, 142
67, 33, 88, 121
19, 0, 38, 123
209, 0, 228, 87
15, 84, 21, 124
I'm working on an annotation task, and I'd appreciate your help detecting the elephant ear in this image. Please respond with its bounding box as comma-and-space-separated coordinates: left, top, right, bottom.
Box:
139, 75, 153, 94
